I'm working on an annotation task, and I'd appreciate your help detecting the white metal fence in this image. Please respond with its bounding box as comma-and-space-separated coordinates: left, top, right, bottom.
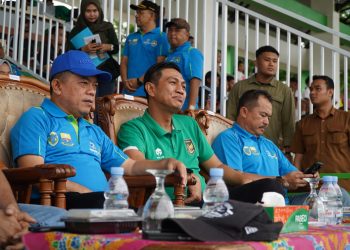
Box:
0, 0, 349, 119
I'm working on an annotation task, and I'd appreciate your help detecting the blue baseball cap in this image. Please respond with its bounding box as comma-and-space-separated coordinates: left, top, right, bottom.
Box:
49, 50, 112, 82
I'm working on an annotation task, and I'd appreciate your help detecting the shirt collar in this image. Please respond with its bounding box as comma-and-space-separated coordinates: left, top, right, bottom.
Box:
232, 123, 260, 141
142, 109, 180, 137
247, 74, 279, 87
139, 27, 160, 35
171, 41, 191, 53
42, 98, 67, 118
313, 106, 336, 119
41, 98, 92, 126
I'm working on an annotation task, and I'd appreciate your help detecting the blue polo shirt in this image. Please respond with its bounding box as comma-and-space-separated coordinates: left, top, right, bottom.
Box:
10, 98, 128, 192
122, 27, 169, 97
166, 41, 203, 110
212, 123, 297, 176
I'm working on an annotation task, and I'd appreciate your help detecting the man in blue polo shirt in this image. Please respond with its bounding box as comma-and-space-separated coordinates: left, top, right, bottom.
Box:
121, 0, 169, 97
10, 50, 187, 209
166, 18, 203, 110
212, 89, 315, 204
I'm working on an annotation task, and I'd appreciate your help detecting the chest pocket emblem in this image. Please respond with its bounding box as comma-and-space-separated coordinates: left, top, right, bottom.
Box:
266, 150, 277, 159
168, 56, 181, 63
48, 132, 59, 146
60, 133, 74, 146
89, 141, 100, 155
184, 139, 195, 154
151, 40, 158, 47
155, 148, 164, 159
243, 146, 251, 156
130, 38, 138, 45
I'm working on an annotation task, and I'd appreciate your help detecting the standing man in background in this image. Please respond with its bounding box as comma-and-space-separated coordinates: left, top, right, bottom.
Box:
121, 0, 169, 97
227, 46, 295, 155
291, 75, 350, 192
166, 18, 203, 110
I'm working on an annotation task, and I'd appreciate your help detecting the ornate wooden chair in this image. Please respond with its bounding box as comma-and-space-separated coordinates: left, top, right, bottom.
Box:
182, 109, 234, 180
183, 109, 233, 145
96, 94, 197, 208
0, 75, 75, 208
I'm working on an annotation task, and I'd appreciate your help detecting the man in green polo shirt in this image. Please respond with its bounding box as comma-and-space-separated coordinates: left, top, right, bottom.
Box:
118, 62, 285, 204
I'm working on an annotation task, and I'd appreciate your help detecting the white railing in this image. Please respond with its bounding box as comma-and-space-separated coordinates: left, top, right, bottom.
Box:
210, 0, 350, 118
0, 1, 67, 82
0, 0, 349, 118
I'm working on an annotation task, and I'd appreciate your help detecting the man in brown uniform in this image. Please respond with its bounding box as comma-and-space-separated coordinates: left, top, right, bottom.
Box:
291, 75, 350, 191
227, 46, 295, 155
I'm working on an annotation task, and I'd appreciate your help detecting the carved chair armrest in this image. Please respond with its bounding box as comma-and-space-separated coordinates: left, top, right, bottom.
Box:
3, 164, 76, 209
3, 164, 76, 184
125, 173, 197, 207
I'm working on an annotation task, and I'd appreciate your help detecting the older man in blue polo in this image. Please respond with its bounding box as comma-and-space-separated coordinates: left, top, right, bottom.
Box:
212, 89, 314, 204
10, 50, 187, 209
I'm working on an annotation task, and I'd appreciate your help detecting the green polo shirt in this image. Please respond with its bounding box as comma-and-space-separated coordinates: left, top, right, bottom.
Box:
226, 75, 295, 147
117, 110, 214, 199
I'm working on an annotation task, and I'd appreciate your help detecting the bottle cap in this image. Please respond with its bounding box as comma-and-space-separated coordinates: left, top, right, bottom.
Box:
322, 176, 333, 182
111, 167, 124, 176
209, 168, 224, 177
332, 176, 338, 182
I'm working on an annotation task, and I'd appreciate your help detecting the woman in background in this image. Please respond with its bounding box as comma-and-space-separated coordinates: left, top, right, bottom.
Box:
68, 0, 119, 97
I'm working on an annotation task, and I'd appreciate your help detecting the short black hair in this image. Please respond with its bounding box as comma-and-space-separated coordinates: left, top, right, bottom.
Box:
204, 71, 220, 86
312, 75, 334, 89
237, 89, 272, 115
143, 62, 181, 98
290, 77, 298, 83
226, 74, 234, 82
256, 45, 279, 58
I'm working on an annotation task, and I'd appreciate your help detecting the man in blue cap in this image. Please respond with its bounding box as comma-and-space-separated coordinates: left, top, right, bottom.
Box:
10, 50, 187, 209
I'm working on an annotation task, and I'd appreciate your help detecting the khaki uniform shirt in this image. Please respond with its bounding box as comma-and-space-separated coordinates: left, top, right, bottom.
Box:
291, 107, 350, 190
227, 75, 295, 147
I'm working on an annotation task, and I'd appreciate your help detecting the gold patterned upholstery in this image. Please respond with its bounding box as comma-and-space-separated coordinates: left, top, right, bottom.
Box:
183, 109, 233, 145
0, 75, 75, 208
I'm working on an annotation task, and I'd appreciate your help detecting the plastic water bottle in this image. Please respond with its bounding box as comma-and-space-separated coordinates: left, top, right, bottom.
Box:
103, 167, 129, 209
319, 176, 337, 225
332, 176, 343, 224
203, 168, 229, 213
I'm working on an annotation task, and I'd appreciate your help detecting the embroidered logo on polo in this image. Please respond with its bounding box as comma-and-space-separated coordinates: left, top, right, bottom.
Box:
89, 141, 101, 156
243, 146, 260, 156
143, 39, 158, 47
154, 148, 164, 159
266, 150, 277, 159
129, 38, 138, 45
48, 132, 59, 146
60, 133, 74, 146
203, 202, 233, 218
168, 56, 181, 63
184, 139, 195, 154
